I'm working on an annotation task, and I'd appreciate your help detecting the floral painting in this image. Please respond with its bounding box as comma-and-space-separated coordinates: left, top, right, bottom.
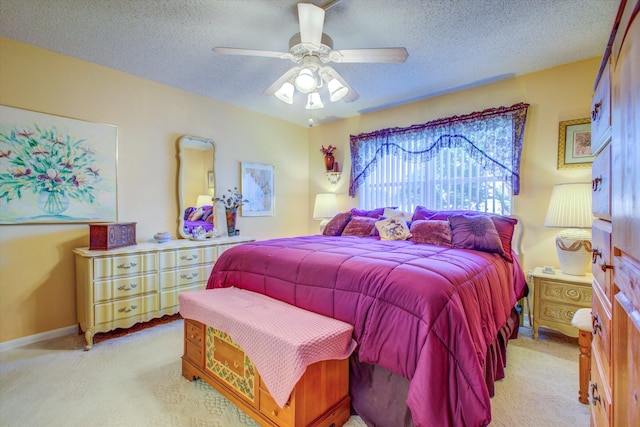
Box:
0, 105, 117, 224
241, 162, 274, 216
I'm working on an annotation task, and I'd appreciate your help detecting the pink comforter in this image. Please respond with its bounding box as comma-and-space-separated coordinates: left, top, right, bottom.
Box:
206, 235, 527, 427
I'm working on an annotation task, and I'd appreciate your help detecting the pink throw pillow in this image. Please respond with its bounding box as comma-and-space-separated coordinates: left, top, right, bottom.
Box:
342, 217, 378, 237
409, 220, 452, 247
322, 212, 352, 236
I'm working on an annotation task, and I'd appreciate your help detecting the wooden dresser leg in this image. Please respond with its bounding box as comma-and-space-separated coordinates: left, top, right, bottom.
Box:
577, 330, 592, 404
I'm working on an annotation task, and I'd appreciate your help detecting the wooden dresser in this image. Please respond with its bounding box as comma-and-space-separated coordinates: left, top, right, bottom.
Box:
74, 236, 253, 350
589, 1, 639, 425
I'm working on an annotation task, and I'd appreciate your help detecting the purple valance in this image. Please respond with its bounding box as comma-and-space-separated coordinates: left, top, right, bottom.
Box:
349, 103, 529, 197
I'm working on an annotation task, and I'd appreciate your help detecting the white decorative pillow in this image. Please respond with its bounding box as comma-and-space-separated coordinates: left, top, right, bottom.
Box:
382, 207, 411, 220
375, 216, 412, 241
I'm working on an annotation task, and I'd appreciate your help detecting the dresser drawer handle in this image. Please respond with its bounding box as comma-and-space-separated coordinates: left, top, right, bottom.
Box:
591, 102, 601, 121
592, 176, 602, 192
590, 382, 601, 406
117, 284, 138, 291
180, 272, 199, 280
591, 313, 602, 335
118, 304, 138, 313
591, 248, 602, 263
271, 409, 279, 417
117, 262, 138, 269
180, 255, 199, 261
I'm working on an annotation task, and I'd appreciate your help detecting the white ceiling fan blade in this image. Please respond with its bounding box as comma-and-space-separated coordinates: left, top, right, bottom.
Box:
298, 3, 325, 46
331, 48, 409, 63
262, 67, 302, 96
320, 66, 359, 103
213, 47, 292, 60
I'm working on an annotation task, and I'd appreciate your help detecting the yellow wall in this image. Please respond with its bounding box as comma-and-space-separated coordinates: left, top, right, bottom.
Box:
0, 35, 599, 344
0, 38, 309, 343
307, 58, 598, 274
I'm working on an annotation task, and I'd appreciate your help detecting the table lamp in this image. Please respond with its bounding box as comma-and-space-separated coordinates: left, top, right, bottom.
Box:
544, 183, 593, 275
195, 194, 212, 208
313, 193, 338, 232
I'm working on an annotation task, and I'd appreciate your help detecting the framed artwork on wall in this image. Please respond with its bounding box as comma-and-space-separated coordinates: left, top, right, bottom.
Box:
241, 162, 274, 216
207, 171, 215, 188
0, 105, 118, 224
557, 118, 594, 169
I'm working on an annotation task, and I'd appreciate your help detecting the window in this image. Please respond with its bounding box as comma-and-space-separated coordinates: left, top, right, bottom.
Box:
350, 103, 529, 215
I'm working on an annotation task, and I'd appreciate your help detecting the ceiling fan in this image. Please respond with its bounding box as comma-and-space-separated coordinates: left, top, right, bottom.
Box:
213, 2, 408, 109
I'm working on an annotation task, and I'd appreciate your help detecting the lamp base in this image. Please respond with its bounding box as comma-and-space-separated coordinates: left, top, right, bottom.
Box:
318, 218, 330, 233
556, 228, 592, 276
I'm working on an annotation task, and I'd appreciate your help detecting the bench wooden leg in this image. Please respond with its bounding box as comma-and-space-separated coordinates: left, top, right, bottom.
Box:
577, 330, 592, 404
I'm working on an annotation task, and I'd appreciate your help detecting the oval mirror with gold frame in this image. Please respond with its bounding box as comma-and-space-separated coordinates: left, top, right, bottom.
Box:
177, 135, 216, 239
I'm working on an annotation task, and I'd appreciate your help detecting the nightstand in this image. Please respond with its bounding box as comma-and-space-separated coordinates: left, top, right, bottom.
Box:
529, 267, 593, 339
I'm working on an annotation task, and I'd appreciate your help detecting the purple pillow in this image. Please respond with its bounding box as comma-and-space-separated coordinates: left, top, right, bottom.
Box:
412, 208, 517, 262
342, 216, 378, 237
350, 207, 398, 218
322, 212, 352, 236
411, 206, 439, 222
409, 220, 452, 247
448, 214, 504, 255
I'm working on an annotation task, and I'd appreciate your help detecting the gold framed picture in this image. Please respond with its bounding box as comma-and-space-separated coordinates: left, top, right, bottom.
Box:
557, 118, 594, 169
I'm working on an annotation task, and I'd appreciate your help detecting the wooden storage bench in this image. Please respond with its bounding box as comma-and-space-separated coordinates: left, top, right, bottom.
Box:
179, 288, 355, 427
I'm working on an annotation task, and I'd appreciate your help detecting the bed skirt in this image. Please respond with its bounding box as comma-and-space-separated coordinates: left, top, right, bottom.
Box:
349, 307, 521, 427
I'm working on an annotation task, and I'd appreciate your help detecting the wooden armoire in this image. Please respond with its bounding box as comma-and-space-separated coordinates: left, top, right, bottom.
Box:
589, 0, 639, 426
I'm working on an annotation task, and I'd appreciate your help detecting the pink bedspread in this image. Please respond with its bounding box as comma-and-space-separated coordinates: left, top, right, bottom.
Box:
179, 287, 356, 407
206, 235, 527, 427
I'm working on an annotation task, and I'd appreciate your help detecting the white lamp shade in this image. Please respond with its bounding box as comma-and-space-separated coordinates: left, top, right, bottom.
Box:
328, 78, 348, 102
294, 68, 316, 93
544, 182, 593, 275
313, 193, 338, 219
274, 82, 294, 104
544, 183, 593, 228
195, 194, 212, 208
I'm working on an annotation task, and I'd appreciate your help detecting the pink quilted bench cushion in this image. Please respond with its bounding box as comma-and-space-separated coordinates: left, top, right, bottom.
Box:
179, 287, 356, 407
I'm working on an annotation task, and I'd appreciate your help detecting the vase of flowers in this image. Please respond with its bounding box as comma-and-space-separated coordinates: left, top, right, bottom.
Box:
0, 125, 102, 216
320, 145, 336, 171
215, 187, 248, 236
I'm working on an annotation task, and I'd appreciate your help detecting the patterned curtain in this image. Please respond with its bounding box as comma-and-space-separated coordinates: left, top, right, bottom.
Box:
349, 103, 529, 197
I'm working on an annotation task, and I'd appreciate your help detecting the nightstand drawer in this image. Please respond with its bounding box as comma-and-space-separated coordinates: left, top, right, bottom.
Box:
538, 279, 592, 306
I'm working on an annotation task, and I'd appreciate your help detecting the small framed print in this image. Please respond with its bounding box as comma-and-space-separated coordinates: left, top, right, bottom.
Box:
557, 118, 594, 169
207, 171, 215, 188
241, 162, 274, 216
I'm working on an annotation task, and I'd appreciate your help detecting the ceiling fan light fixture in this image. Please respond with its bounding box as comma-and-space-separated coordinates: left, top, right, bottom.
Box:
274, 81, 294, 104
305, 92, 324, 110
294, 68, 317, 93
328, 78, 348, 102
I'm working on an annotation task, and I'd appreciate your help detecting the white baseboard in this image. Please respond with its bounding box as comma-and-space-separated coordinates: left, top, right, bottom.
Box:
0, 325, 77, 352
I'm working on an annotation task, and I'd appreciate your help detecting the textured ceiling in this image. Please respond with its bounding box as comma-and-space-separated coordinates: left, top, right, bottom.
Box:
0, 0, 618, 127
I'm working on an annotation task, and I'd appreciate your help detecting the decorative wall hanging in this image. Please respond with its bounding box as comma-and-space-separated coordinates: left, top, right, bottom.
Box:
0, 105, 117, 224
557, 118, 594, 169
241, 162, 274, 216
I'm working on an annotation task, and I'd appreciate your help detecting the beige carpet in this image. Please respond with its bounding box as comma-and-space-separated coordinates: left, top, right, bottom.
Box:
0, 320, 589, 426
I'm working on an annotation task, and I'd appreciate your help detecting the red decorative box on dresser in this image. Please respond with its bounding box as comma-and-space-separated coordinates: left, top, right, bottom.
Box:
590, 1, 640, 426
89, 222, 137, 250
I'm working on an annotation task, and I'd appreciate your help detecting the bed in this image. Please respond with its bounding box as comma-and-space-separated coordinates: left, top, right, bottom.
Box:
183, 205, 215, 236
204, 207, 528, 427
